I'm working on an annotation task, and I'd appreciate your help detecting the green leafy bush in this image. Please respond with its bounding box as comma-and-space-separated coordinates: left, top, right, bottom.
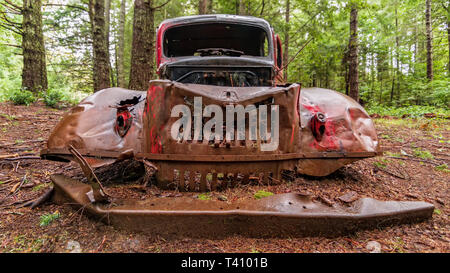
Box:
43, 89, 64, 108
197, 193, 211, 200
8, 89, 36, 106
429, 80, 450, 107
367, 105, 450, 118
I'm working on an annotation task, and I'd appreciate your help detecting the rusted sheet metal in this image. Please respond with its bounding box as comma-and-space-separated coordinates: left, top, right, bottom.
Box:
68, 145, 108, 202
142, 80, 301, 155
41, 80, 380, 188
51, 174, 434, 238
45, 88, 146, 159
299, 87, 378, 153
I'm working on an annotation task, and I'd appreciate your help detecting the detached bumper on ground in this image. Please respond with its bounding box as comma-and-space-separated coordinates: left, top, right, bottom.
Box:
51, 174, 434, 238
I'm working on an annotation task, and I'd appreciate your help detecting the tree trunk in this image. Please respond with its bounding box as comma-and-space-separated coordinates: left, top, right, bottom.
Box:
105, 0, 111, 50
414, 25, 417, 73
283, 0, 290, 82
129, 0, 155, 91
198, 0, 211, 14
343, 49, 349, 95
447, 14, 449, 75
238, 0, 245, 15
370, 51, 374, 98
117, 0, 126, 87
425, 0, 433, 81
395, 5, 400, 101
89, 0, 111, 92
21, 0, 47, 94
105, 0, 115, 86
348, 4, 359, 102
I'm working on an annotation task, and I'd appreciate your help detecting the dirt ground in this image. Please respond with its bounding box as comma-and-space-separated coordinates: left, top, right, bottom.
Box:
0, 101, 448, 253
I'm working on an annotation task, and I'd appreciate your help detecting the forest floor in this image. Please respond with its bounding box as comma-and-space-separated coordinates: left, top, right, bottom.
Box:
0, 101, 448, 253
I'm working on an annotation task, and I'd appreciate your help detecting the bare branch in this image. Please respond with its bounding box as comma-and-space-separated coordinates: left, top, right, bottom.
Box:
0, 11, 22, 27
0, 2, 21, 14
280, 37, 313, 71
43, 3, 88, 12
0, 23, 23, 35
0, 43, 21, 48
260, 0, 265, 16
4, 0, 22, 12
152, 0, 171, 10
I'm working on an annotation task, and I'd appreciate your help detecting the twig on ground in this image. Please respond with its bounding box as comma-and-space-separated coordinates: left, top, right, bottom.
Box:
375, 166, 408, 180
0, 139, 45, 147
0, 153, 19, 159
19, 187, 54, 209
0, 156, 40, 161
95, 235, 107, 253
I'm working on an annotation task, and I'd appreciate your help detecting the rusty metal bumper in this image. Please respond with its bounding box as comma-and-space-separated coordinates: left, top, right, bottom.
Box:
51, 174, 434, 238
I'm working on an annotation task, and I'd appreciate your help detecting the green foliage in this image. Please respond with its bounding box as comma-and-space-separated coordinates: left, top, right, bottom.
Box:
1, 0, 449, 109
435, 164, 449, 173
429, 80, 450, 107
43, 89, 64, 108
413, 148, 434, 159
39, 211, 60, 227
197, 193, 211, 200
8, 89, 36, 106
367, 105, 450, 118
254, 190, 274, 199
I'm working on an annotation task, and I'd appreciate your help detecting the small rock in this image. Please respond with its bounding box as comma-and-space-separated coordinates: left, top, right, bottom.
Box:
338, 191, 358, 203
66, 240, 81, 253
218, 195, 228, 201
366, 241, 381, 253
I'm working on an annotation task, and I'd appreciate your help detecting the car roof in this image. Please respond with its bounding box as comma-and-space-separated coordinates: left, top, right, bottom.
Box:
157, 14, 272, 31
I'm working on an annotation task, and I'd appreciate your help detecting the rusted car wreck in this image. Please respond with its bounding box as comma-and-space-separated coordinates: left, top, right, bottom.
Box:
40, 15, 433, 237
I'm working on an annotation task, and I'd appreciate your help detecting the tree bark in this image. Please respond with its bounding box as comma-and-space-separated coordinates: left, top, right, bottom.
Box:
348, 4, 359, 102
395, 5, 400, 101
283, 0, 290, 82
342, 48, 349, 95
238, 0, 245, 15
117, 0, 126, 87
447, 12, 449, 75
198, 0, 211, 14
105, 0, 115, 86
425, 0, 433, 81
88, 0, 111, 92
129, 0, 155, 91
105, 0, 111, 50
21, 0, 47, 94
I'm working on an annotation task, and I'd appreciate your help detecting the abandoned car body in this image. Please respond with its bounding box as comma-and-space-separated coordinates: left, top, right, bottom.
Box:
40, 15, 433, 236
